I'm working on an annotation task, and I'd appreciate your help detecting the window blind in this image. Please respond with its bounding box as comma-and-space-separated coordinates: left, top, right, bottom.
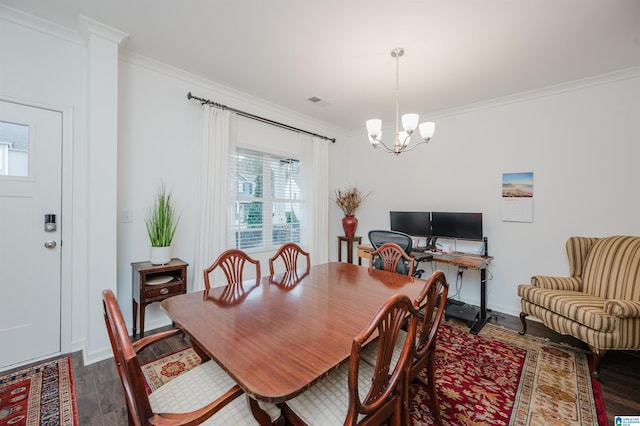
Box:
232, 147, 303, 250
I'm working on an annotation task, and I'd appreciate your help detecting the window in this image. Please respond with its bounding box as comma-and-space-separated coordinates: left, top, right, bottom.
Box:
0, 121, 29, 177
232, 147, 303, 250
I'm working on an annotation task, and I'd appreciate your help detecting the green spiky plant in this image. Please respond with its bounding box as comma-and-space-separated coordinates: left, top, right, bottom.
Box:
145, 182, 180, 247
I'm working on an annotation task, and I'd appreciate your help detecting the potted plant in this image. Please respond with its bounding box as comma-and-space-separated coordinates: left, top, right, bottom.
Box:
145, 182, 180, 265
334, 185, 368, 238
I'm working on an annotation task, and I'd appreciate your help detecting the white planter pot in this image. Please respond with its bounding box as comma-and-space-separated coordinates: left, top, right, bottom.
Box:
150, 246, 171, 265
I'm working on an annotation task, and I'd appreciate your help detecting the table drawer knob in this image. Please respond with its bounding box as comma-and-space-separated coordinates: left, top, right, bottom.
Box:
160, 288, 169, 295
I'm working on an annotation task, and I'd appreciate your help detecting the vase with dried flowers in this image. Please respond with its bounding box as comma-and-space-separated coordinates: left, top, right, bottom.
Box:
334, 185, 368, 238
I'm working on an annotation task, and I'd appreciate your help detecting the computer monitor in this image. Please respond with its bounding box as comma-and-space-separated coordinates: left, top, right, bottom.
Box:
389, 211, 431, 237
431, 212, 483, 241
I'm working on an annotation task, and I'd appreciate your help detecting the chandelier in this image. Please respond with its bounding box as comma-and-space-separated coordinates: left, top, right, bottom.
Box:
366, 48, 435, 155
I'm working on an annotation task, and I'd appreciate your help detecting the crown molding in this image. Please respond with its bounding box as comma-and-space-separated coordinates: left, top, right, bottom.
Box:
78, 15, 129, 47
0, 3, 82, 45
347, 65, 640, 137
429, 66, 640, 120
119, 51, 346, 139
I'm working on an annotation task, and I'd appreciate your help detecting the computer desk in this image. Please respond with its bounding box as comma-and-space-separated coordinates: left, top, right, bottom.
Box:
357, 245, 493, 334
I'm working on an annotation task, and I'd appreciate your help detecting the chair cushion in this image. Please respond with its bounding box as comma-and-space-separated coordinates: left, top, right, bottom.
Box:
149, 360, 280, 425
284, 362, 372, 425
518, 285, 614, 332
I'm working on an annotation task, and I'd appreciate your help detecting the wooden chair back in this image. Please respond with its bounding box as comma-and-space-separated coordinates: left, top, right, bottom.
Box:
204, 249, 261, 290
346, 293, 418, 425
269, 242, 310, 275
410, 270, 449, 426
103, 289, 154, 425
368, 242, 415, 277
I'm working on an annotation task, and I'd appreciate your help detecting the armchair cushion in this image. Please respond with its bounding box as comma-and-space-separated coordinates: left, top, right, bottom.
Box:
517, 286, 613, 332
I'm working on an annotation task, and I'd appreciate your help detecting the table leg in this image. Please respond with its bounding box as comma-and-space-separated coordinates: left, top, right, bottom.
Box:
470, 268, 490, 335
347, 241, 353, 264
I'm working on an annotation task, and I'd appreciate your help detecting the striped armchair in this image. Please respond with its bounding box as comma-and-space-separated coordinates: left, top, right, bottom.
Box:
518, 236, 640, 377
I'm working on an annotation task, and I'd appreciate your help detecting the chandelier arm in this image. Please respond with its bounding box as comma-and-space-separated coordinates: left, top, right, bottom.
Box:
397, 138, 430, 153
372, 138, 398, 154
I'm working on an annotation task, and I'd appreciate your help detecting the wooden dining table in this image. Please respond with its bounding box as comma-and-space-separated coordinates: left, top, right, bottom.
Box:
161, 262, 427, 404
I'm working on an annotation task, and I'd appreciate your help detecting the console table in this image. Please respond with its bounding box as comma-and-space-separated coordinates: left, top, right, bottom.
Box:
337, 235, 362, 265
358, 245, 493, 334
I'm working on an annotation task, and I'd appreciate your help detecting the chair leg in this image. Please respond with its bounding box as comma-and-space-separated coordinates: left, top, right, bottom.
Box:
390, 396, 402, 426
588, 345, 607, 379
518, 312, 528, 335
426, 355, 443, 426
413, 356, 443, 426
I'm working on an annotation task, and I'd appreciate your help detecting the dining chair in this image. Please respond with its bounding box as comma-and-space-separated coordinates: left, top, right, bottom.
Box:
204, 249, 261, 290
268, 242, 310, 275
102, 289, 281, 425
361, 270, 449, 426
281, 293, 419, 426
368, 242, 415, 277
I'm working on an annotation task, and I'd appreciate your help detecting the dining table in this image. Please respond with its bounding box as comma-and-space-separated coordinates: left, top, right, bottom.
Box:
160, 261, 427, 404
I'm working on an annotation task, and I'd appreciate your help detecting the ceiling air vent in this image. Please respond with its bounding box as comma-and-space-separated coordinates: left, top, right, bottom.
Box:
307, 96, 330, 107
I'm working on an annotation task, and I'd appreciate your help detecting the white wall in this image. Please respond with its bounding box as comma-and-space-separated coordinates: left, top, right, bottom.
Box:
117, 55, 345, 333
330, 70, 640, 316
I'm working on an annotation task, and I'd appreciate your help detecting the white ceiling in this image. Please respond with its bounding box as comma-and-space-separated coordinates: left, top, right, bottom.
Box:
3, 0, 640, 132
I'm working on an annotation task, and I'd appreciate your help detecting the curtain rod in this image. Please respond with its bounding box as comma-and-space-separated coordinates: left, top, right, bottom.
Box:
187, 92, 336, 143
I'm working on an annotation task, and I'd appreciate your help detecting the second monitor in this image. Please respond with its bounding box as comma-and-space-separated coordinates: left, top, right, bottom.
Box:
431, 212, 483, 241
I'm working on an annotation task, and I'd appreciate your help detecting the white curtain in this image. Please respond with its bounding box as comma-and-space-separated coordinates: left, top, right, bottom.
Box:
310, 135, 329, 264
193, 105, 236, 291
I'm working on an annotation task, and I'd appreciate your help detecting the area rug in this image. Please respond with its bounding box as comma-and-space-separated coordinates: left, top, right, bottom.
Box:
142, 323, 606, 426
410, 322, 606, 425
0, 356, 78, 426
141, 348, 202, 393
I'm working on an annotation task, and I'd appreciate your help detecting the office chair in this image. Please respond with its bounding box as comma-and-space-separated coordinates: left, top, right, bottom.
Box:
368, 230, 432, 278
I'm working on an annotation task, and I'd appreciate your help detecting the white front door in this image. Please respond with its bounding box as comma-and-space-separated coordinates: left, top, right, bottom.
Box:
0, 100, 63, 370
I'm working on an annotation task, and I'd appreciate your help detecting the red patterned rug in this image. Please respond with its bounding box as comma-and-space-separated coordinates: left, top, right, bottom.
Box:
410, 322, 607, 425
142, 323, 607, 425
0, 356, 78, 426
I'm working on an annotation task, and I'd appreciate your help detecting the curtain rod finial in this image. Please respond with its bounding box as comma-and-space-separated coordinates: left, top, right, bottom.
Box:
187, 92, 193, 100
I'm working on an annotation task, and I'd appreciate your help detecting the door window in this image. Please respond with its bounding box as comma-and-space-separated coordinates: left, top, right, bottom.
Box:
0, 121, 29, 177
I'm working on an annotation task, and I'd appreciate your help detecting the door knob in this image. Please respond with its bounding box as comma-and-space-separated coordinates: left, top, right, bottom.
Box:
44, 240, 57, 249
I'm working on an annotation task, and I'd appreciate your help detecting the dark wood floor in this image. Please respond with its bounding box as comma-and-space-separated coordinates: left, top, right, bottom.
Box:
8, 311, 638, 425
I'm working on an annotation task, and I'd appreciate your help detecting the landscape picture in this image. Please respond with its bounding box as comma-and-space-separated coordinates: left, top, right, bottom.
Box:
502, 172, 533, 197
